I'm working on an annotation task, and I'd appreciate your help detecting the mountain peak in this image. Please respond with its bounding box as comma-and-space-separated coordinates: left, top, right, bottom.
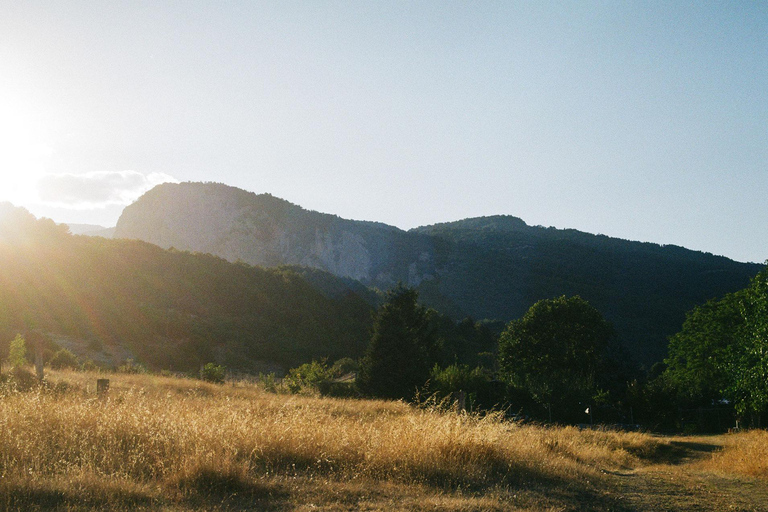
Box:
412, 215, 529, 234
115, 182, 422, 284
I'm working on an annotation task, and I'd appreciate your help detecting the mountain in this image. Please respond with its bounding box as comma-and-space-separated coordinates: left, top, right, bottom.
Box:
115, 182, 443, 285
114, 182, 763, 367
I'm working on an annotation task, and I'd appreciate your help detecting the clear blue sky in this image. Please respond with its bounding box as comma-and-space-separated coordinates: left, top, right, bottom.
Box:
0, 2, 766, 263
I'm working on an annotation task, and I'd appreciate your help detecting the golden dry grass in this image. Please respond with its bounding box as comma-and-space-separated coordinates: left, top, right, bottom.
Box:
699, 430, 768, 479
0, 369, 685, 510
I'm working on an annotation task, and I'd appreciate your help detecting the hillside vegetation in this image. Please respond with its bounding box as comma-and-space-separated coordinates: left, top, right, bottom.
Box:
413, 216, 762, 365
0, 203, 373, 372
114, 182, 761, 366
0, 203, 495, 374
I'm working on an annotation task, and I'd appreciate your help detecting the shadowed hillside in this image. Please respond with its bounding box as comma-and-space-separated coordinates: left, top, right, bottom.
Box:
412, 216, 763, 365
0, 203, 374, 372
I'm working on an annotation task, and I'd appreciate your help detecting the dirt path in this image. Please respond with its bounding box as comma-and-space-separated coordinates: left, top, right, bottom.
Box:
600, 438, 768, 511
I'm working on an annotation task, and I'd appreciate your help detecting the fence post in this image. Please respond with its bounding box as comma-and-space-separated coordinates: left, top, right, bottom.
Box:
34, 333, 44, 381
97, 378, 110, 396
456, 390, 466, 412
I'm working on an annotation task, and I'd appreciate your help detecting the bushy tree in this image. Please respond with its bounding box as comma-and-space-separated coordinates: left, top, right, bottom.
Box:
330, 357, 358, 377
200, 362, 226, 384
285, 360, 332, 394
428, 363, 504, 411
117, 358, 148, 374
497, 296, 621, 422
664, 266, 768, 424
665, 292, 744, 405
430, 363, 488, 394
49, 348, 80, 370
357, 285, 438, 400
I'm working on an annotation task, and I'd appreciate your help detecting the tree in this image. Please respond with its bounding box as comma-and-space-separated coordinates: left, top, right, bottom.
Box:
285, 360, 332, 394
49, 348, 80, 370
665, 292, 744, 406
7, 334, 27, 368
497, 296, 619, 422
724, 268, 768, 421
357, 285, 438, 400
664, 266, 768, 425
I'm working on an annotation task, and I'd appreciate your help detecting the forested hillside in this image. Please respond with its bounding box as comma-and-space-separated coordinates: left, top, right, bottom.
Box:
414, 217, 762, 365
115, 182, 761, 367
0, 203, 374, 371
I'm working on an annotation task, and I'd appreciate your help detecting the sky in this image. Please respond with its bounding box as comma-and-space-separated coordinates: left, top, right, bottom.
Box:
0, 2, 766, 263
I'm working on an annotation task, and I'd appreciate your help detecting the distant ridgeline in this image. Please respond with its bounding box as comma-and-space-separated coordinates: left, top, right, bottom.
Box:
115, 182, 762, 367
0, 203, 375, 372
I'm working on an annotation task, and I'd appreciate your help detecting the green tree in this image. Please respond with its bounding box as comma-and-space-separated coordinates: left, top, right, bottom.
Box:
285, 359, 332, 394
7, 334, 27, 368
200, 362, 226, 384
664, 266, 768, 424
49, 348, 80, 370
357, 285, 438, 400
497, 296, 618, 422
665, 292, 744, 405
724, 268, 768, 419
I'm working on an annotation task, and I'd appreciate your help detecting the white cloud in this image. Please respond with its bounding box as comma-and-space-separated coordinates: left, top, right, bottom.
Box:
36, 171, 179, 209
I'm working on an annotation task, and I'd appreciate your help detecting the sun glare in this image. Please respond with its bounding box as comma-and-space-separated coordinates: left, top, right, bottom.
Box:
0, 97, 50, 206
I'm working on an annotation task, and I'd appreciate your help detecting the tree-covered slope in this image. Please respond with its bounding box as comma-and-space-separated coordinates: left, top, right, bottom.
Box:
114, 183, 761, 367
413, 216, 762, 365
0, 203, 374, 372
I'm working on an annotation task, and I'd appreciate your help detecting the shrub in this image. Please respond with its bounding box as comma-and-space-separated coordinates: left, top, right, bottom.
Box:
200, 363, 226, 384
117, 358, 147, 374
7, 334, 27, 368
330, 357, 358, 378
428, 364, 505, 412
8, 366, 38, 391
49, 348, 80, 370
258, 372, 279, 393
285, 360, 331, 394
81, 358, 100, 372
430, 364, 488, 394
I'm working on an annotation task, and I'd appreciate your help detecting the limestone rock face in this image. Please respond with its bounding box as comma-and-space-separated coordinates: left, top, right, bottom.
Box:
114, 182, 435, 286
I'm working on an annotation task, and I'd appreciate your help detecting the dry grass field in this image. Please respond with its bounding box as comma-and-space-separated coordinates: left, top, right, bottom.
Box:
1, 369, 767, 511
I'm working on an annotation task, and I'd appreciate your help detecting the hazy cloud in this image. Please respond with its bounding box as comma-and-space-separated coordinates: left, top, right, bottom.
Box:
37, 171, 179, 209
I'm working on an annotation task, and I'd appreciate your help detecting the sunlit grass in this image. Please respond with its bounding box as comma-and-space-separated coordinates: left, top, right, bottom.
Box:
700, 430, 768, 479
0, 369, 679, 510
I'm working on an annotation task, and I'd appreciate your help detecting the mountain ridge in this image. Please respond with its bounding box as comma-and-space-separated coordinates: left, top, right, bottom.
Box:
114, 182, 762, 366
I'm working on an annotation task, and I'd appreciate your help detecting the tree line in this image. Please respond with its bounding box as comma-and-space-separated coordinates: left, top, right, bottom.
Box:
310, 265, 767, 431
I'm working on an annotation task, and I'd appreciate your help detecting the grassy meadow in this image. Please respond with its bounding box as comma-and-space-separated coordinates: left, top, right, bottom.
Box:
0, 368, 765, 511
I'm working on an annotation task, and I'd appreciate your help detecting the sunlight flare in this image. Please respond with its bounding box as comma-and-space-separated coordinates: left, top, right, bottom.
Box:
0, 97, 50, 205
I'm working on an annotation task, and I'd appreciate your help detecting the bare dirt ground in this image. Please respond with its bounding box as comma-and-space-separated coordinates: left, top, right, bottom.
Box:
182, 436, 768, 512
599, 437, 768, 512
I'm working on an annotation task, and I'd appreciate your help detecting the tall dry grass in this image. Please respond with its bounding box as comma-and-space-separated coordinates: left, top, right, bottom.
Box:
700, 430, 768, 479
0, 369, 670, 509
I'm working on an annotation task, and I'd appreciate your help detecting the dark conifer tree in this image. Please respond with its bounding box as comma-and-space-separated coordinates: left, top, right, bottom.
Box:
357, 284, 437, 400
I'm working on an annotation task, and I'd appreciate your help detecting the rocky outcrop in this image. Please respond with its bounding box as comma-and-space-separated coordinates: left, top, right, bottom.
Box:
114, 182, 436, 286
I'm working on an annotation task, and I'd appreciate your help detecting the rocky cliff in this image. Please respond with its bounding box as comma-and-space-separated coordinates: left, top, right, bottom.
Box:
115, 182, 438, 287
